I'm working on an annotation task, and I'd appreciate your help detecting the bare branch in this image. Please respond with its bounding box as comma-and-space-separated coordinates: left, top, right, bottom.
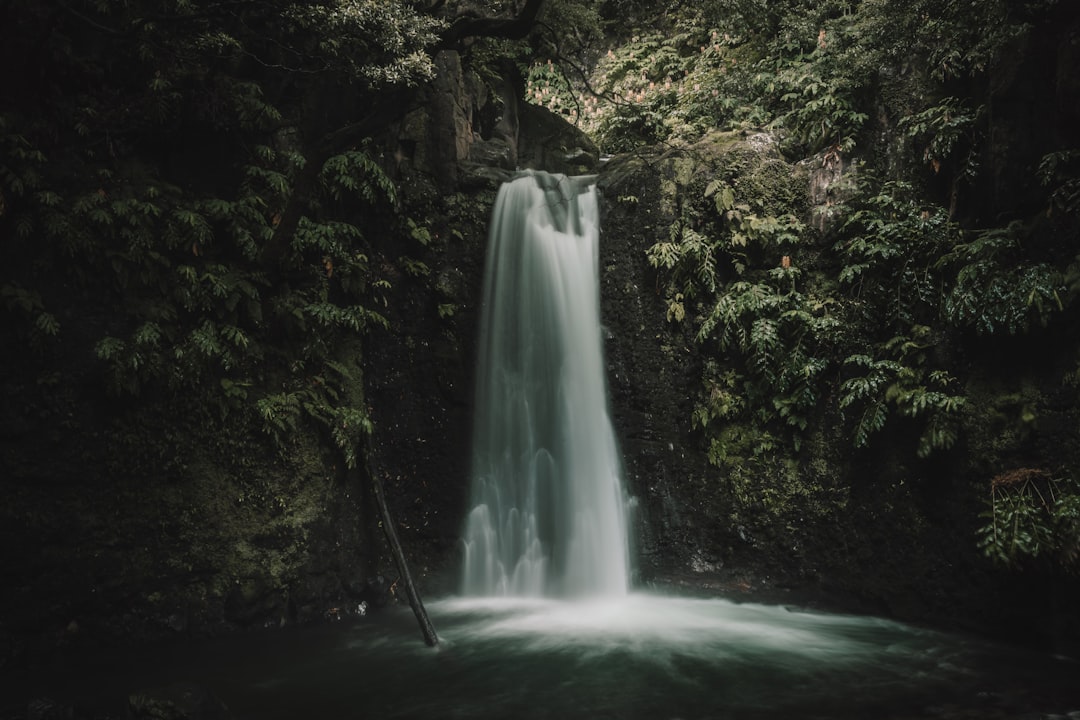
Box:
439, 0, 547, 47
56, 0, 125, 36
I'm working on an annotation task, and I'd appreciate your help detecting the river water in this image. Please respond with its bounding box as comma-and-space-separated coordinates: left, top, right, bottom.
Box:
11, 593, 1078, 719
9, 174, 1076, 719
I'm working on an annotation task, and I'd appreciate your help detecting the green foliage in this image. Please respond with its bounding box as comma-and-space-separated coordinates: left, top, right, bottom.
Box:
898, 97, 983, 178
256, 360, 373, 469
650, 169, 836, 454
835, 179, 961, 330
851, 0, 1031, 82
580, 28, 765, 151
838, 332, 965, 457
606, 0, 1078, 478
578, 2, 877, 153
757, 44, 870, 156
282, 2, 443, 87
0, 0, 443, 465
706, 177, 804, 275
649, 155, 1044, 459
977, 469, 1080, 573
406, 218, 434, 247
1038, 149, 1080, 216
829, 182, 975, 454
1, 284, 60, 354
321, 150, 398, 206
647, 223, 717, 297
578, 0, 1050, 160
707, 423, 779, 468
399, 257, 432, 278
691, 363, 745, 432
697, 272, 836, 443
648, 168, 806, 298
940, 223, 1064, 335
835, 175, 1069, 339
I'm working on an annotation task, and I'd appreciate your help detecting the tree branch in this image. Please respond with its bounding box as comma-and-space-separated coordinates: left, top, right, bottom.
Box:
364, 433, 439, 648
56, 0, 125, 36
439, 0, 547, 47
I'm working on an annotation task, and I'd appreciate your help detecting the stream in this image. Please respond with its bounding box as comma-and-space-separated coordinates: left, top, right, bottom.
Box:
7, 592, 1078, 720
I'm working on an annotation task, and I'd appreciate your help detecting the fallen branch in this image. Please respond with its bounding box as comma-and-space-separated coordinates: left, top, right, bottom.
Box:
363, 433, 440, 648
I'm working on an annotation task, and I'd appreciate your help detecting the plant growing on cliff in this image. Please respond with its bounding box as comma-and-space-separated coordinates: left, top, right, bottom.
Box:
898, 97, 983, 183
649, 171, 837, 455
831, 181, 970, 455
1039, 149, 1080, 216
0, 0, 442, 456
977, 469, 1080, 573
754, 28, 869, 156
696, 268, 837, 443
939, 223, 1065, 335
835, 180, 959, 326
837, 331, 965, 457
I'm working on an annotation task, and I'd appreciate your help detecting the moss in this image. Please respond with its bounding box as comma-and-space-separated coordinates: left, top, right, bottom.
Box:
0, 365, 372, 647
724, 450, 849, 528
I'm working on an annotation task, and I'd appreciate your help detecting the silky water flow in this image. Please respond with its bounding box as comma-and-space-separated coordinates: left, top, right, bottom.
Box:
461, 170, 630, 598
16, 171, 1077, 720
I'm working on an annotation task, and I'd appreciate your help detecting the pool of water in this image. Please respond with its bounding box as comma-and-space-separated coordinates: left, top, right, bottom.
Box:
7, 593, 1079, 719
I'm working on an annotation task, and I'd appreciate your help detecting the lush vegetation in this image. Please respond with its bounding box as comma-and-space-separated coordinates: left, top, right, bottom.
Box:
547, 0, 1080, 571
0, 1, 450, 468
978, 469, 1080, 573
3, 0, 1078, 585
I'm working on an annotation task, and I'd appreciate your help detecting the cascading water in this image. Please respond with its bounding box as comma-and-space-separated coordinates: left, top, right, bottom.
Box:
18, 181, 1078, 720
461, 170, 630, 598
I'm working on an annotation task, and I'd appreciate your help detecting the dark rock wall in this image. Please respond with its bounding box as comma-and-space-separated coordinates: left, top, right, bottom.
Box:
0, 368, 372, 664
361, 49, 606, 597
4, 25, 1079, 670
595, 130, 1080, 651
597, 151, 728, 585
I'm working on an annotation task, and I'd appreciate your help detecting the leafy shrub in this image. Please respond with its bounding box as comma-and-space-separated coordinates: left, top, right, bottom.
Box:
0, 0, 446, 467
940, 223, 1065, 335
649, 165, 837, 454
838, 332, 965, 457
977, 469, 1080, 573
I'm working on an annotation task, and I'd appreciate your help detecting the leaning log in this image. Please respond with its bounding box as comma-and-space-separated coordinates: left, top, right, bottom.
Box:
363, 435, 440, 647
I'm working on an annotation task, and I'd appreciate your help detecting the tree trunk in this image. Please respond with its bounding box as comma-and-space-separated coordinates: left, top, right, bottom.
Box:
364, 435, 440, 648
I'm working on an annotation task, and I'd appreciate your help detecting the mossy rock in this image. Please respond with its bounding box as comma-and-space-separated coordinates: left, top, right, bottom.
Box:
601, 129, 806, 222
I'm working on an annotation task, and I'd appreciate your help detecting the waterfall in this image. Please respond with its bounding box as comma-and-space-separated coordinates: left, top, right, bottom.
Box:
461, 170, 631, 598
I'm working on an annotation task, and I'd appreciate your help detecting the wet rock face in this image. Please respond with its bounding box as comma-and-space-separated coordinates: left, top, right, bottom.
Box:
597, 157, 705, 579
592, 128, 1080, 650
596, 132, 797, 583
362, 55, 605, 597
391, 50, 600, 192
801, 147, 852, 232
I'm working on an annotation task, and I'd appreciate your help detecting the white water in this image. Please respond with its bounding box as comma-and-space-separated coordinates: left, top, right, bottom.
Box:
446, 172, 1074, 720
431, 594, 966, 676
22, 594, 1079, 720
461, 170, 630, 598
20, 171, 1078, 715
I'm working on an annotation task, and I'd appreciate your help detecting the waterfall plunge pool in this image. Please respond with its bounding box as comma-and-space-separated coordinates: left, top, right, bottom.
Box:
12, 592, 1079, 720
14, 173, 1076, 719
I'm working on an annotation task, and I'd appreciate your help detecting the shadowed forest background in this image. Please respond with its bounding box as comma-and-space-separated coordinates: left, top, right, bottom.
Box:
2, 0, 1080, 689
